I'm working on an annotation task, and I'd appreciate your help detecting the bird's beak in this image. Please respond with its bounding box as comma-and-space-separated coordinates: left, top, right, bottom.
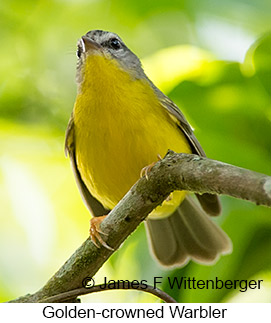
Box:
79, 36, 101, 53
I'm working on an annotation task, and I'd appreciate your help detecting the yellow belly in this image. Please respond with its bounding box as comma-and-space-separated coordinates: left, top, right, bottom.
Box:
74, 54, 191, 218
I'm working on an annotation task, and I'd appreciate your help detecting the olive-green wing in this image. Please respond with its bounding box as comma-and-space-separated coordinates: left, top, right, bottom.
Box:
65, 115, 108, 217
159, 95, 221, 216
159, 96, 205, 155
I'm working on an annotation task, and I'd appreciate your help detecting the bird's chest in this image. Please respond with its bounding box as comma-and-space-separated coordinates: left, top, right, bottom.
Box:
74, 80, 168, 209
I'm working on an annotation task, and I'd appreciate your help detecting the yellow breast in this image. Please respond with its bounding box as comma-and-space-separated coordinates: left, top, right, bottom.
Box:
73, 53, 191, 217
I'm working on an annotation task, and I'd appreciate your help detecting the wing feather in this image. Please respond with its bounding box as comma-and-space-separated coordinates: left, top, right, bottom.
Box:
156, 92, 221, 216
65, 115, 108, 217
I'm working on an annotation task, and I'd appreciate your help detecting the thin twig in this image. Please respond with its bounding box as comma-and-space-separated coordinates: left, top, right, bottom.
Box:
39, 283, 177, 303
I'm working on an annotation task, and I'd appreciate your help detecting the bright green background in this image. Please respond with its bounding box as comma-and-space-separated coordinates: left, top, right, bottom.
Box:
0, 0, 271, 303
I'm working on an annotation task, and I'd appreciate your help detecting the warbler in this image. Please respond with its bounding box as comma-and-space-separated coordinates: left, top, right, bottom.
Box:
65, 30, 232, 267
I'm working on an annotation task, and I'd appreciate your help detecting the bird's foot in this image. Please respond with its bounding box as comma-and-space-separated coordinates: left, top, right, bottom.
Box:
140, 154, 162, 180
89, 215, 114, 250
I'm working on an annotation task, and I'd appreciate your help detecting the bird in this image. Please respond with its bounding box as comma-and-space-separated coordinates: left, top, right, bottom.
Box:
65, 30, 232, 267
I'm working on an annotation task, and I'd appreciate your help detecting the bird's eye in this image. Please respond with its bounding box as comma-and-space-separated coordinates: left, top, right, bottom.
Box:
110, 38, 121, 50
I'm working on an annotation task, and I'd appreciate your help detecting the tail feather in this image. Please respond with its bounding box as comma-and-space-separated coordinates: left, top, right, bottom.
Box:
145, 196, 232, 268
196, 193, 221, 216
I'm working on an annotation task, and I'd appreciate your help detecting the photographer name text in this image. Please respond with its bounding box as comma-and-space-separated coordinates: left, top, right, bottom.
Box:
83, 276, 263, 293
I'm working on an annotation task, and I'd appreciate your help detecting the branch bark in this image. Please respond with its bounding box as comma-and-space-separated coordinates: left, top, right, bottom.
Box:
8, 151, 271, 303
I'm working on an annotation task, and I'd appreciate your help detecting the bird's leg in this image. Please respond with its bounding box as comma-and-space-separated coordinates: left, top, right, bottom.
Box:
140, 154, 162, 180
89, 215, 114, 250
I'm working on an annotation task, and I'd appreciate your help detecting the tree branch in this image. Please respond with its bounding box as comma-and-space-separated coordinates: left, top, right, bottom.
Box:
8, 151, 271, 303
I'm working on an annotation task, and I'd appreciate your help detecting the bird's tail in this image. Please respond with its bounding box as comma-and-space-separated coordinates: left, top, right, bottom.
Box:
145, 196, 232, 268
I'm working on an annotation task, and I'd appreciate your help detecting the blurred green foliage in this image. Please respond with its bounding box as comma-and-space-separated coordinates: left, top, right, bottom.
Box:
0, 0, 271, 303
